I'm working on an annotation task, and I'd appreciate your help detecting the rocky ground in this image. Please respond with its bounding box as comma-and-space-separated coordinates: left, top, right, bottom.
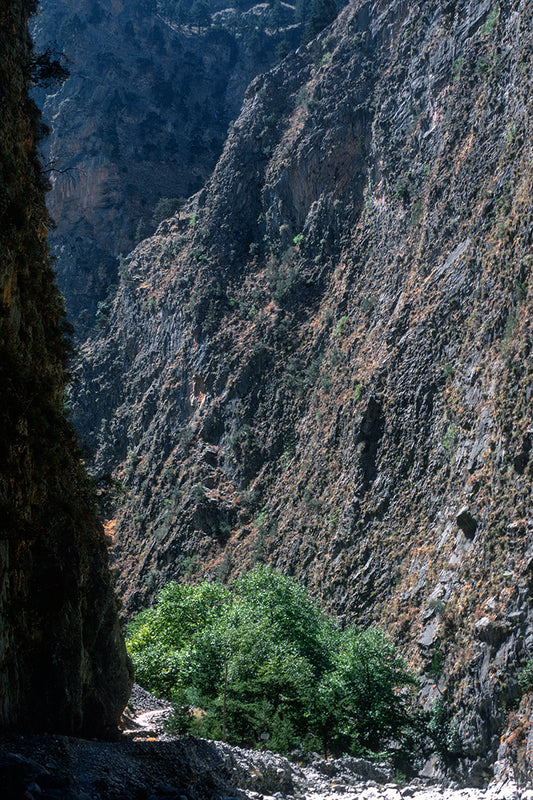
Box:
0, 686, 529, 800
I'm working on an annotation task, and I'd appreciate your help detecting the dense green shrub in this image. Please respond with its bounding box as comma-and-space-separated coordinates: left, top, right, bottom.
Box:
427, 698, 462, 763
126, 566, 420, 756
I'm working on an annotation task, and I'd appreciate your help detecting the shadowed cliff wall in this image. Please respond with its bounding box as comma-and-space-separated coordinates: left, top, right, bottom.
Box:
0, 0, 131, 736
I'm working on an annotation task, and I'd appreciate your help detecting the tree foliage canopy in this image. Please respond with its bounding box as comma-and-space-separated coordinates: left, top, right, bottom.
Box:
126, 566, 420, 757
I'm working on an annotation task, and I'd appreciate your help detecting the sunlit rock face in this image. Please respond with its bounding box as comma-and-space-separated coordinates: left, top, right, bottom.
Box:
73, 0, 533, 779
0, 0, 131, 737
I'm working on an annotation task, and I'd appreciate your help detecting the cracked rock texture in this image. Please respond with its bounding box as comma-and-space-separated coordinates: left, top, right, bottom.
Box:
73, 0, 533, 779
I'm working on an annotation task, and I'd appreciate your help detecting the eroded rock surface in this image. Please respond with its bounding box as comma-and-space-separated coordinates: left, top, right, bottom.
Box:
73, 0, 533, 778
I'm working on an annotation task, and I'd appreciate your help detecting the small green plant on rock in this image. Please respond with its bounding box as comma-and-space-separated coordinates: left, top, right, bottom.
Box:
191, 246, 207, 262
428, 598, 446, 615
428, 699, 462, 763
442, 424, 458, 451
353, 383, 363, 403
328, 509, 339, 528
296, 86, 315, 112
518, 657, 533, 692
333, 316, 349, 337
192, 483, 206, 502
151, 196, 183, 227
427, 643, 445, 680
482, 5, 499, 34
182, 554, 200, 577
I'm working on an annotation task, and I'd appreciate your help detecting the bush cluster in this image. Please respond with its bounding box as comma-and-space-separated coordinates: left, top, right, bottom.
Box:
126, 566, 421, 757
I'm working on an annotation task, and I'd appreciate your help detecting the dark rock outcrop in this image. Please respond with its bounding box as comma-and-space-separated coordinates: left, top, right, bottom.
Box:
0, 0, 131, 736
73, 0, 533, 778
457, 507, 478, 538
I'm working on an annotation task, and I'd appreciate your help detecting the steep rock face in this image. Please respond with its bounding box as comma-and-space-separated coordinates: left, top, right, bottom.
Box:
74, 0, 533, 777
32, 0, 299, 337
0, 0, 131, 736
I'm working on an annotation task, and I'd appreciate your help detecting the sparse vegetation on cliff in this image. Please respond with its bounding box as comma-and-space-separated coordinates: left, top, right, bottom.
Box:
71, 0, 533, 780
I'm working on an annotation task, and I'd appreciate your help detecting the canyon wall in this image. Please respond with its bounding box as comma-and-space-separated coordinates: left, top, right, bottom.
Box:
0, 0, 131, 736
73, 0, 533, 779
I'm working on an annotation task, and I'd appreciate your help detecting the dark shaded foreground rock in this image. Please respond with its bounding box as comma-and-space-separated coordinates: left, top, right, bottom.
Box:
0, 0, 131, 735
0, 733, 248, 800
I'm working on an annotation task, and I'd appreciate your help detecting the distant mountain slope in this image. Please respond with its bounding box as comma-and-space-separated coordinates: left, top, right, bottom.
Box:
73, 0, 533, 779
0, 0, 130, 735
32, 0, 302, 337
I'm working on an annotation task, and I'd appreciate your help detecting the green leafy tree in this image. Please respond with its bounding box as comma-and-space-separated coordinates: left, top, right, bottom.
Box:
231, 566, 336, 675
168, 567, 334, 750
306, 627, 419, 757
309, 669, 348, 756
276, 38, 290, 61
126, 567, 421, 757
126, 580, 230, 696
151, 197, 184, 228
181, 613, 316, 749
329, 627, 419, 753
135, 217, 147, 244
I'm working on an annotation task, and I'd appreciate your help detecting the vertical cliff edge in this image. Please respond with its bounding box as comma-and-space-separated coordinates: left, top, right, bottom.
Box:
0, 0, 131, 736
